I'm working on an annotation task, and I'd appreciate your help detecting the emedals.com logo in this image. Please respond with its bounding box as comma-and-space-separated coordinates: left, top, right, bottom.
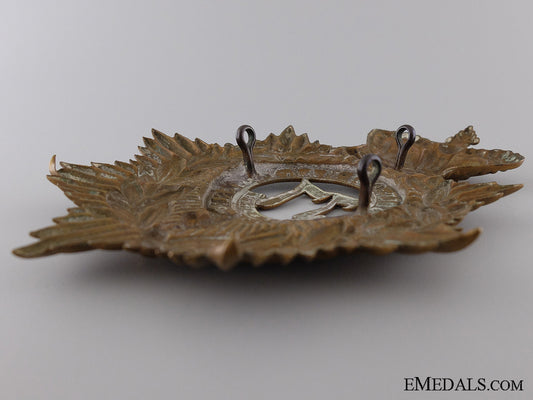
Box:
404, 377, 523, 392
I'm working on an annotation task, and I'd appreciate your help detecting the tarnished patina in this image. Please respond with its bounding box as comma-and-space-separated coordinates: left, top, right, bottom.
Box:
13, 125, 524, 270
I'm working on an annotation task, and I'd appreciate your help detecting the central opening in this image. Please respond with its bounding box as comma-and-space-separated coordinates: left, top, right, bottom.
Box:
251, 180, 359, 220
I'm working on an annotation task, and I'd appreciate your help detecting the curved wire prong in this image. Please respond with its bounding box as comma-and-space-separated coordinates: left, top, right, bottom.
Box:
236, 125, 257, 177
394, 124, 416, 170
357, 154, 382, 214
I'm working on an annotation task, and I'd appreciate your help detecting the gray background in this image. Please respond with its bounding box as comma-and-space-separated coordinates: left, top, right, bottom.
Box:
1, 1, 532, 399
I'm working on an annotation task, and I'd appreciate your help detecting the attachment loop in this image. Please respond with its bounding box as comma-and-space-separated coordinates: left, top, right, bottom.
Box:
394, 124, 416, 170
236, 125, 257, 176
357, 154, 382, 213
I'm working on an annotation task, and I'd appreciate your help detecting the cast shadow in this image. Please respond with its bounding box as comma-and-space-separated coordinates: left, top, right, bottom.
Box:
66, 249, 459, 303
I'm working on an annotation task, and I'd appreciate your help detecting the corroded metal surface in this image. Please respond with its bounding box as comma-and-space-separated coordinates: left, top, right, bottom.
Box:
13, 125, 524, 270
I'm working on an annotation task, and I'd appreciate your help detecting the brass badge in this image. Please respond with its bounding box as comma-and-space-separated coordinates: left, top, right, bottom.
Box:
14, 124, 524, 270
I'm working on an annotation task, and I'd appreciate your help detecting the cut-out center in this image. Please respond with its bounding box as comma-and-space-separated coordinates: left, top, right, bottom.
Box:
251, 180, 359, 220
